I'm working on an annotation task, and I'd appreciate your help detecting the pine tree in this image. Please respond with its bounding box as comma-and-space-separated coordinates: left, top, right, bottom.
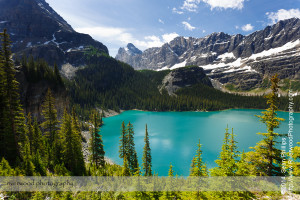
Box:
0, 29, 25, 165
168, 163, 174, 177
89, 110, 105, 167
119, 121, 127, 161
71, 108, 86, 175
61, 110, 73, 171
122, 155, 131, 176
60, 110, 86, 175
54, 63, 63, 86
236, 150, 250, 176
32, 150, 46, 176
190, 139, 208, 176
23, 142, 35, 176
211, 126, 238, 176
142, 124, 152, 176
41, 88, 59, 146
32, 118, 45, 156
247, 74, 284, 176
0, 30, 4, 160
25, 113, 34, 154
126, 122, 139, 173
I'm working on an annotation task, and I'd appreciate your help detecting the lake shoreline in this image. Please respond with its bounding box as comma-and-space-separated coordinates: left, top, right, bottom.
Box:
102, 107, 300, 119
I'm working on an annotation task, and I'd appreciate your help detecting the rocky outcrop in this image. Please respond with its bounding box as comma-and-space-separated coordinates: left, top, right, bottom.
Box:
116, 18, 300, 90
160, 66, 212, 96
0, 0, 108, 67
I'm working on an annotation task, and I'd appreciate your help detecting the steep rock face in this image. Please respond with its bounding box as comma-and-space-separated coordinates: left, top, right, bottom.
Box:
0, 0, 108, 67
116, 18, 300, 90
160, 66, 212, 96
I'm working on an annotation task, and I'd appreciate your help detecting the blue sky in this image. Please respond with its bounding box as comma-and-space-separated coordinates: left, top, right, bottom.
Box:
46, 0, 300, 56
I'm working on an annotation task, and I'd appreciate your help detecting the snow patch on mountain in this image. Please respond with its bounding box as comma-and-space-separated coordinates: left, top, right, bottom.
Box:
170, 60, 187, 70
249, 39, 300, 60
218, 52, 236, 61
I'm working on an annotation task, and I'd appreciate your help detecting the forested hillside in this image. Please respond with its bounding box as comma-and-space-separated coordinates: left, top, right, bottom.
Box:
68, 51, 300, 118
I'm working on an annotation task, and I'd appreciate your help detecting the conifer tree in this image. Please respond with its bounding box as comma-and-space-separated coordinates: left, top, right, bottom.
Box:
41, 88, 59, 146
32, 150, 46, 176
247, 74, 284, 176
142, 124, 152, 176
236, 150, 250, 176
61, 110, 73, 171
126, 122, 139, 173
25, 113, 34, 154
190, 139, 208, 176
23, 142, 35, 176
211, 126, 238, 176
0, 29, 25, 165
61, 110, 86, 175
122, 155, 131, 176
119, 121, 127, 161
0, 31, 4, 159
292, 142, 300, 176
32, 118, 45, 156
89, 110, 105, 167
54, 63, 63, 86
71, 108, 86, 175
168, 163, 174, 177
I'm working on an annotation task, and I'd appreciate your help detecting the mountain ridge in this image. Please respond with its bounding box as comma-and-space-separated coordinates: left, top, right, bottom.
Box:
0, 0, 108, 68
116, 18, 300, 90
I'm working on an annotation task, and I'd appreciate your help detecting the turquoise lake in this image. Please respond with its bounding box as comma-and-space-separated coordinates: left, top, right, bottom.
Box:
101, 109, 300, 176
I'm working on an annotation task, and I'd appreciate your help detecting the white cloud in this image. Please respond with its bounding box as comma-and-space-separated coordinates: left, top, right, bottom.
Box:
76, 26, 132, 44
182, 21, 196, 31
172, 7, 184, 14
181, 0, 201, 12
158, 19, 164, 24
76, 26, 179, 53
202, 0, 244, 10
188, 17, 191, 21
241, 24, 254, 31
162, 32, 179, 43
202, 30, 206, 33
142, 35, 164, 47
266, 9, 300, 24
235, 25, 239, 29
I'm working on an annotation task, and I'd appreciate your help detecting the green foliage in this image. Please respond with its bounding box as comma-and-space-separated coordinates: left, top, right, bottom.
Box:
119, 121, 127, 161
247, 74, 285, 176
190, 139, 208, 176
291, 80, 300, 91
142, 124, 152, 176
122, 156, 131, 176
68, 55, 294, 120
0, 29, 26, 166
41, 88, 60, 146
225, 83, 237, 91
211, 126, 239, 176
126, 122, 139, 174
54, 163, 71, 176
22, 56, 64, 88
32, 150, 46, 176
0, 157, 20, 176
89, 110, 105, 168
23, 142, 35, 176
84, 46, 109, 60
61, 109, 86, 175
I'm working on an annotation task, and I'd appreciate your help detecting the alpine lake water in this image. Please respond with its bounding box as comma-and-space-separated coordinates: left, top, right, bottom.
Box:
101, 109, 300, 176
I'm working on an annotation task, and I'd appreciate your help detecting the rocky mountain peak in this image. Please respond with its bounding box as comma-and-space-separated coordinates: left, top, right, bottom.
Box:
126, 43, 142, 55
116, 18, 300, 90
0, 0, 108, 68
